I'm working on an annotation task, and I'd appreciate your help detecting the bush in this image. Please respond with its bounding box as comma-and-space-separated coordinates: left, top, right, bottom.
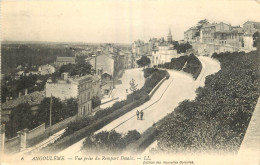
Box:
155, 51, 260, 153
144, 68, 157, 78
161, 54, 201, 79
41, 69, 169, 152
81, 130, 141, 154
182, 54, 202, 79
92, 96, 101, 109
142, 70, 168, 93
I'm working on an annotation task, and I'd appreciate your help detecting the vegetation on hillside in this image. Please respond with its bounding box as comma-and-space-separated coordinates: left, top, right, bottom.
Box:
155, 50, 259, 153
54, 69, 169, 141
173, 42, 193, 53
159, 54, 202, 79
5, 97, 78, 138
81, 130, 141, 154
1, 44, 74, 74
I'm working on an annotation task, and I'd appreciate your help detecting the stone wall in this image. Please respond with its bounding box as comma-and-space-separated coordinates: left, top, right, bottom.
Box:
4, 115, 78, 154
26, 124, 46, 147
5, 136, 20, 153
192, 42, 246, 56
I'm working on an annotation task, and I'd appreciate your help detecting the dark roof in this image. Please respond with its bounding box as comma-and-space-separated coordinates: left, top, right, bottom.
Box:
2, 91, 45, 110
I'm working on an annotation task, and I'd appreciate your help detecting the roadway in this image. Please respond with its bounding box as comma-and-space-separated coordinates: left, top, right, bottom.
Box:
58, 56, 221, 156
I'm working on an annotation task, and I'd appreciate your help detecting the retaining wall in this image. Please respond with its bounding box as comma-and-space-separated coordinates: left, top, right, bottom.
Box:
26, 123, 46, 147
5, 136, 20, 153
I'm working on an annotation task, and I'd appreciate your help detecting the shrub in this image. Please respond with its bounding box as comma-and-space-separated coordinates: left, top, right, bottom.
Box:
41, 69, 168, 152
92, 96, 101, 109
144, 68, 157, 78
81, 130, 141, 154
155, 51, 260, 153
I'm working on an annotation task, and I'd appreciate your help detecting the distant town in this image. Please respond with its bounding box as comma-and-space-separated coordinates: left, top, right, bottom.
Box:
1, 19, 259, 158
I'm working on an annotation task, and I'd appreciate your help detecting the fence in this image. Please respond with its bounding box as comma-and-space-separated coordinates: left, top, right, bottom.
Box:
3, 115, 78, 154
4, 136, 20, 153
26, 124, 46, 147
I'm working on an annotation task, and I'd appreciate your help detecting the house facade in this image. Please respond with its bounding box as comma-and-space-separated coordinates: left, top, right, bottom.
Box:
38, 64, 55, 75
45, 73, 101, 117
187, 21, 260, 56
151, 43, 178, 66
54, 57, 76, 68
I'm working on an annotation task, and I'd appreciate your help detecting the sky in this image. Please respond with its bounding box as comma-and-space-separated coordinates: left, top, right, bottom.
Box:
1, 0, 260, 44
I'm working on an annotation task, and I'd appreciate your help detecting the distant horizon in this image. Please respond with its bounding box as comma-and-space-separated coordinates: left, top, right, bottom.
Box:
1, 40, 132, 45
1, 0, 260, 43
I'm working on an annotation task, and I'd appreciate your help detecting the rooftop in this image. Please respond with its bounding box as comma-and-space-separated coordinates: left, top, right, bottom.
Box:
56, 56, 76, 62
2, 91, 45, 110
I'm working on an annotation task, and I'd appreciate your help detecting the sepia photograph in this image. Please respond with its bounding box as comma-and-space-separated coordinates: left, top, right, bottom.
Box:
0, 0, 259, 165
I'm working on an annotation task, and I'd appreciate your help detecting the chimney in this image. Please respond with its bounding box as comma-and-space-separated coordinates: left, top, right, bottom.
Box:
25, 89, 28, 95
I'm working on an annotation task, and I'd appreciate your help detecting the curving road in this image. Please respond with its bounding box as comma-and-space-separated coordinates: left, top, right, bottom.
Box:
58, 56, 220, 156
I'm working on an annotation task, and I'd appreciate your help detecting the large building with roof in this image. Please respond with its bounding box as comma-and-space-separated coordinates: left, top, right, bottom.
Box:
54, 57, 76, 68
38, 64, 55, 75
185, 20, 260, 55
1, 91, 45, 122
184, 26, 198, 43
45, 73, 101, 117
151, 42, 178, 66
243, 21, 260, 35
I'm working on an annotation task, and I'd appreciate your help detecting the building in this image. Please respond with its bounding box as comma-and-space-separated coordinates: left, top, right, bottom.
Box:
243, 21, 260, 50
91, 74, 101, 98
38, 64, 55, 75
121, 51, 132, 69
187, 20, 260, 55
184, 26, 198, 43
55, 57, 76, 68
86, 53, 124, 95
45, 73, 101, 117
243, 21, 260, 34
1, 91, 45, 122
167, 28, 173, 43
45, 73, 78, 100
86, 54, 115, 76
77, 75, 93, 117
151, 42, 178, 66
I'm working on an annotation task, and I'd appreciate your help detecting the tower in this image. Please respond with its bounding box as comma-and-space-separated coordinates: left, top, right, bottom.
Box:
167, 28, 172, 43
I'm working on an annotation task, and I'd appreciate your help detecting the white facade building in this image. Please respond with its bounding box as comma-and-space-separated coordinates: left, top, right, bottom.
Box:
151, 43, 178, 66
38, 64, 55, 75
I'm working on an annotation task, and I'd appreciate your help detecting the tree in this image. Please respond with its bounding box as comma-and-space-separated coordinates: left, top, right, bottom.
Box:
195, 19, 209, 37
92, 96, 101, 109
137, 56, 151, 68
6, 103, 37, 138
36, 97, 63, 126
129, 78, 138, 101
61, 98, 78, 119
